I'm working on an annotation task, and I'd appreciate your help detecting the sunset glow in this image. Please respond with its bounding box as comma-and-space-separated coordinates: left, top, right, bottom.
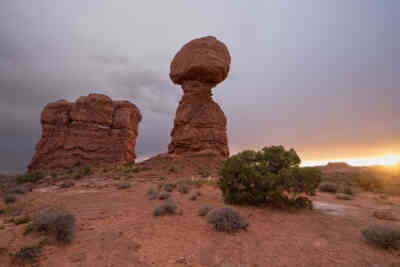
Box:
301, 154, 400, 167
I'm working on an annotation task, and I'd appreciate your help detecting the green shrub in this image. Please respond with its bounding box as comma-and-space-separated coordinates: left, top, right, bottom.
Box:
198, 205, 213, 217
319, 182, 338, 193
28, 208, 76, 242
153, 199, 177, 216
218, 146, 321, 209
71, 161, 82, 168
14, 215, 30, 225
361, 224, 400, 249
4, 194, 17, 204
205, 207, 248, 233
16, 171, 44, 184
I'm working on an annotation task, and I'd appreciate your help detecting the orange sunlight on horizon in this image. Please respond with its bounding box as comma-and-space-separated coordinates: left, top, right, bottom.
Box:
301, 154, 400, 167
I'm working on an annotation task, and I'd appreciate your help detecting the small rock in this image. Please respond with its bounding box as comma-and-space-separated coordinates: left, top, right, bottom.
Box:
176, 257, 187, 264
336, 193, 353, 200
0, 202, 6, 213
59, 181, 74, 188
373, 209, 399, 221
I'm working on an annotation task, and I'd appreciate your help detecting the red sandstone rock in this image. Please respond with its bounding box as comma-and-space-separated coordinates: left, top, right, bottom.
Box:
168, 36, 230, 157
28, 94, 142, 170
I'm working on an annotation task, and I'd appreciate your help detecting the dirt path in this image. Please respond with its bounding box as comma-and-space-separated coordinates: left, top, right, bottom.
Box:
1, 178, 400, 267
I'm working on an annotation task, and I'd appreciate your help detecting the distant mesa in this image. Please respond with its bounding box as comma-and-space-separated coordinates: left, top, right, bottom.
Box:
325, 162, 351, 169
28, 93, 142, 170
168, 36, 230, 158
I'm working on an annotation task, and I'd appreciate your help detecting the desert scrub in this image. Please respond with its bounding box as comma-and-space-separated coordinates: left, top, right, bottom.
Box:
14, 215, 30, 225
198, 205, 213, 217
219, 146, 321, 209
158, 192, 170, 200
117, 182, 131, 190
157, 182, 165, 190
178, 183, 189, 194
206, 206, 248, 233
74, 166, 92, 179
27, 208, 76, 242
12, 245, 42, 264
361, 224, 400, 249
147, 188, 159, 200
153, 199, 177, 216
319, 182, 338, 193
3, 194, 17, 204
189, 195, 197, 201
6, 184, 33, 194
198, 168, 210, 178
16, 171, 44, 184
164, 183, 176, 192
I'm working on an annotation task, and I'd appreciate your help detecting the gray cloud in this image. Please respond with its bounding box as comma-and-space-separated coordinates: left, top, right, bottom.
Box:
0, 0, 399, 172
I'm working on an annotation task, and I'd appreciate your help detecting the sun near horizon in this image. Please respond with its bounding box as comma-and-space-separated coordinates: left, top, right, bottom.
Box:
301, 154, 400, 167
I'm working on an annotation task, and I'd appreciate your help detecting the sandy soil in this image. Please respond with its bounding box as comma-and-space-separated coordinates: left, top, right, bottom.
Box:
1, 171, 400, 267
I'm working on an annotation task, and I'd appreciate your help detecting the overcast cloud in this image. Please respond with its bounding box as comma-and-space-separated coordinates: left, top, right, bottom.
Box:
0, 0, 399, 172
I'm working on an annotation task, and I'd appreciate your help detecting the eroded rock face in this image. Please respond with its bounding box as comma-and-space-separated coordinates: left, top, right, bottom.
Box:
168, 36, 230, 157
28, 94, 142, 170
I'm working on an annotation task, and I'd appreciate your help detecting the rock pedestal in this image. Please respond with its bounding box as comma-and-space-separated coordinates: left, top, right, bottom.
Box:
28, 93, 142, 170
168, 36, 231, 157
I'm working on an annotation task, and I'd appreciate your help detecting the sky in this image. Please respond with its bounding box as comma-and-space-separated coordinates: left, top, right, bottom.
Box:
0, 0, 399, 172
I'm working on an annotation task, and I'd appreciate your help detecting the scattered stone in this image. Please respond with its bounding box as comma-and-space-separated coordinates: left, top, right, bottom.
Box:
28, 94, 142, 170
117, 182, 131, 190
168, 36, 230, 158
373, 209, 399, 221
158, 193, 170, 200
59, 181, 74, 188
336, 193, 353, 200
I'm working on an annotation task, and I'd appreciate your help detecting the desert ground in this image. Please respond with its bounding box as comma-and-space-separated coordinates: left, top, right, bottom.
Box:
1, 158, 399, 267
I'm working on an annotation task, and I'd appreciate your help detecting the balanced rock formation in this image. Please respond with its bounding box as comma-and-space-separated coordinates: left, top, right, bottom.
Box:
168, 36, 230, 157
28, 93, 142, 170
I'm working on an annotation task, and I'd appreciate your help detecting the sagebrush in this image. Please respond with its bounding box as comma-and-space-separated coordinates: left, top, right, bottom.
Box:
206, 206, 248, 233
27, 208, 76, 242
361, 224, 400, 249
